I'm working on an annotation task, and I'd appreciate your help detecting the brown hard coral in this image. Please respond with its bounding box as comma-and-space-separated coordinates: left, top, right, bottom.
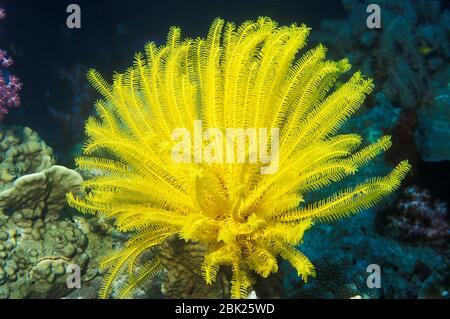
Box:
0, 165, 84, 224
0, 126, 53, 186
0, 141, 116, 298
158, 235, 230, 299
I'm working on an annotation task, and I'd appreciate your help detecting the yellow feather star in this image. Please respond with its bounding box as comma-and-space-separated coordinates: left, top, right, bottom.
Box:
67, 17, 411, 299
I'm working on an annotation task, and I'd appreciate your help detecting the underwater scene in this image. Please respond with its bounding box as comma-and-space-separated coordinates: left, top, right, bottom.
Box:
0, 0, 449, 304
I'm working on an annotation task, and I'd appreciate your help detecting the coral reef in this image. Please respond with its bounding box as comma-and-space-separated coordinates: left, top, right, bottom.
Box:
315, 0, 450, 163
379, 185, 449, 248
0, 8, 22, 120
284, 209, 449, 299
302, 4, 449, 299
68, 17, 410, 299
315, 0, 449, 109
0, 126, 115, 298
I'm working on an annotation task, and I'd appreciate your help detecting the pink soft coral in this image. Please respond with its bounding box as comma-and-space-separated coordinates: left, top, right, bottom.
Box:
387, 185, 449, 247
0, 8, 22, 120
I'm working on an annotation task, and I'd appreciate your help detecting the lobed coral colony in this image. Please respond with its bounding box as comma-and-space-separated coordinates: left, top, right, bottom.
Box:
67, 17, 410, 298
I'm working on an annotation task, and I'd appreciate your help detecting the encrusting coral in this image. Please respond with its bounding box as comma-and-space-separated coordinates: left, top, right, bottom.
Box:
0, 126, 53, 186
67, 17, 411, 299
0, 126, 116, 298
0, 165, 83, 225
0, 164, 115, 298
